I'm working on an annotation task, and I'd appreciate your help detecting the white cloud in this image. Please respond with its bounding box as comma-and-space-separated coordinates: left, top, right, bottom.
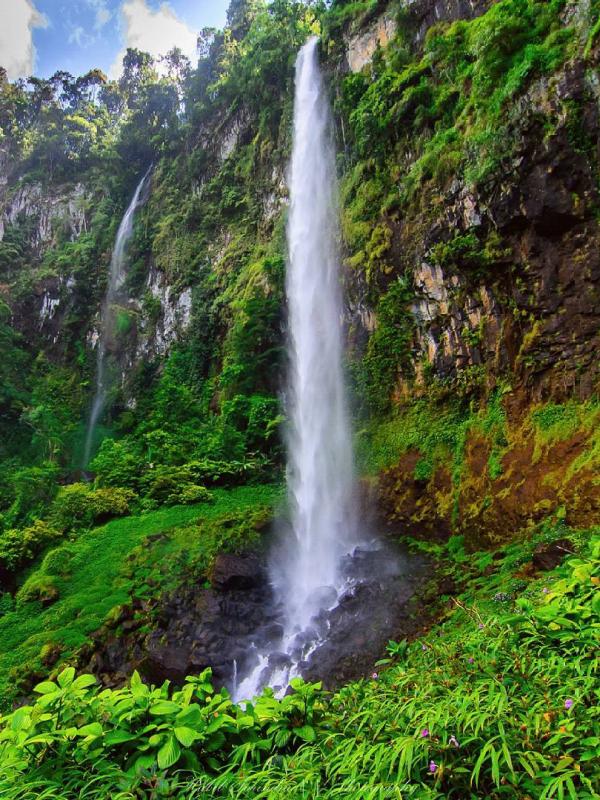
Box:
68, 24, 94, 48
85, 0, 112, 31
95, 6, 111, 29
109, 0, 197, 79
0, 0, 48, 79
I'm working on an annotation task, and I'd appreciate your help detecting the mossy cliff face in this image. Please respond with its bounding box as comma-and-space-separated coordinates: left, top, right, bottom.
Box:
330, 0, 600, 409
0, 0, 598, 545
372, 396, 600, 549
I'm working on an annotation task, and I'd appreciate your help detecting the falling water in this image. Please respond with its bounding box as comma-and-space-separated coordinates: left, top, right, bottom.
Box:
235, 37, 359, 699
82, 167, 152, 467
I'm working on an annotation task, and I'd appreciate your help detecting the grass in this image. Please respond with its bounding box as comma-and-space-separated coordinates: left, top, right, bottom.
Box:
1, 518, 597, 799
0, 484, 281, 707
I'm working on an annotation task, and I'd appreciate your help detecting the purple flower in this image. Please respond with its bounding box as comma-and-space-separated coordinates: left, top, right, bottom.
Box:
478, 623, 484, 630
371, 672, 378, 680
468, 657, 474, 664
449, 735, 460, 748
542, 587, 549, 595
422, 644, 428, 651
421, 728, 429, 738
564, 698, 573, 710
429, 760, 437, 774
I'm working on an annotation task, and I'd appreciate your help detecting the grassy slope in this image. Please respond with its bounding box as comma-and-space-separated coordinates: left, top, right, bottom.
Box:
0, 519, 596, 800
0, 485, 280, 706
192, 523, 599, 799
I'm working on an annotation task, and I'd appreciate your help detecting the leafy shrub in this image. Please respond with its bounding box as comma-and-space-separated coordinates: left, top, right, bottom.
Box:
0, 668, 323, 795
0, 520, 62, 574
49, 483, 135, 531
0, 463, 60, 528
89, 438, 143, 490
169, 484, 214, 506
0, 540, 597, 798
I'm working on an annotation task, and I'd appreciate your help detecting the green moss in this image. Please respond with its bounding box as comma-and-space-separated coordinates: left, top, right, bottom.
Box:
531, 399, 600, 472
352, 277, 415, 413
339, 0, 575, 210
0, 484, 280, 707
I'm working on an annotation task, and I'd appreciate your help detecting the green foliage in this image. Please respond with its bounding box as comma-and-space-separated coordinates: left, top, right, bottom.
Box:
0, 666, 324, 796
0, 485, 279, 706
49, 483, 135, 531
0, 462, 59, 528
429, 231, 510, 277
354, 277, 415, 413
174, 484, 214, 506
0, 529, 597, 798
90, 438, 142, 490
337, 0, 575, 206
0, 520, 62, 574
530, 399, 600, 473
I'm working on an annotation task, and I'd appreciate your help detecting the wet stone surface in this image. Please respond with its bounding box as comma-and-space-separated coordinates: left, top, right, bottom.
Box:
83, 542, 428, 696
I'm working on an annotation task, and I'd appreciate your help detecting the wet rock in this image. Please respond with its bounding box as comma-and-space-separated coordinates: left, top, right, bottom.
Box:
268, 652, 292, 669
83, 541, 429, 698
532, 539, 574, 572
210, 553, 265, 591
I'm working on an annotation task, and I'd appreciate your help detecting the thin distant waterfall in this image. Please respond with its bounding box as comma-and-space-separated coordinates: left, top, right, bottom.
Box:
235, 37, 359, 699
82, 167, 151, 467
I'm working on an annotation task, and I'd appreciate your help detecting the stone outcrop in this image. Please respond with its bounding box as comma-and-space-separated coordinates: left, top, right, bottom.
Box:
0, 180, 88, 251
345, 49, 600, 403
346, 11, 397, 72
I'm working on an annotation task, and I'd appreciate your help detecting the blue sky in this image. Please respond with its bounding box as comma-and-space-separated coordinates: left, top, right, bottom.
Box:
0, 0, 230, 81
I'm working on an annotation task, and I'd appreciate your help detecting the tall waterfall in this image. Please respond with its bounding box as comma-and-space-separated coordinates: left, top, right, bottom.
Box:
235, 37, 359, 699
277, 35, 357, 629
82, 167, 151, 467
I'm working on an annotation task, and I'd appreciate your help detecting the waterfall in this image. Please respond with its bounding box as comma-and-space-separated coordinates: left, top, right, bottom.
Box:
235, 37, 359, 700
82, 167, 152, 467
277, 35, 357, 628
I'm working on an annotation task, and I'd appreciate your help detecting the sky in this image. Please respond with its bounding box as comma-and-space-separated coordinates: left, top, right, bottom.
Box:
0, 0, 230, 81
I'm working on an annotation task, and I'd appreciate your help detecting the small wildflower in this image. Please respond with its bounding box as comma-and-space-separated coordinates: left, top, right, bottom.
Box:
421, 728, 429, 738
542, 587, 549, 595
564, 698, 573, 710
422, 644, 428, 651
429, 760, 437, 774
371, 672, 378, 680
478, 623, 484, 630
468, 657, 474, 663
449, 735, 460, 748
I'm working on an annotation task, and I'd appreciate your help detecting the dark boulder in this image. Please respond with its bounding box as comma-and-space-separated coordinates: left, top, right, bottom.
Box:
210, 553, 265, 591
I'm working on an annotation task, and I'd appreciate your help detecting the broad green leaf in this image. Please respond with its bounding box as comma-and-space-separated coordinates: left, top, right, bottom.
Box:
176, 705, 203, 727
9, 708, 31, 732
150, 701, 181, 715
174, 726, 199, 747
295, 725, 317, 742
77, 722, 103, 738
57, 667, 76, 689
105, 729, 138, 745
130, 670, 142, 689
34, 681, 58, 695
72, 674, 97, 690
157, 735, 181, 769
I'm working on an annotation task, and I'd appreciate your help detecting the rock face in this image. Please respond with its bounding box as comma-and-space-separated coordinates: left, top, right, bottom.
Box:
0, 181, 88, 250
346, 11, 397, 72
82, 544, 427, 695
344, 49, 600, 402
